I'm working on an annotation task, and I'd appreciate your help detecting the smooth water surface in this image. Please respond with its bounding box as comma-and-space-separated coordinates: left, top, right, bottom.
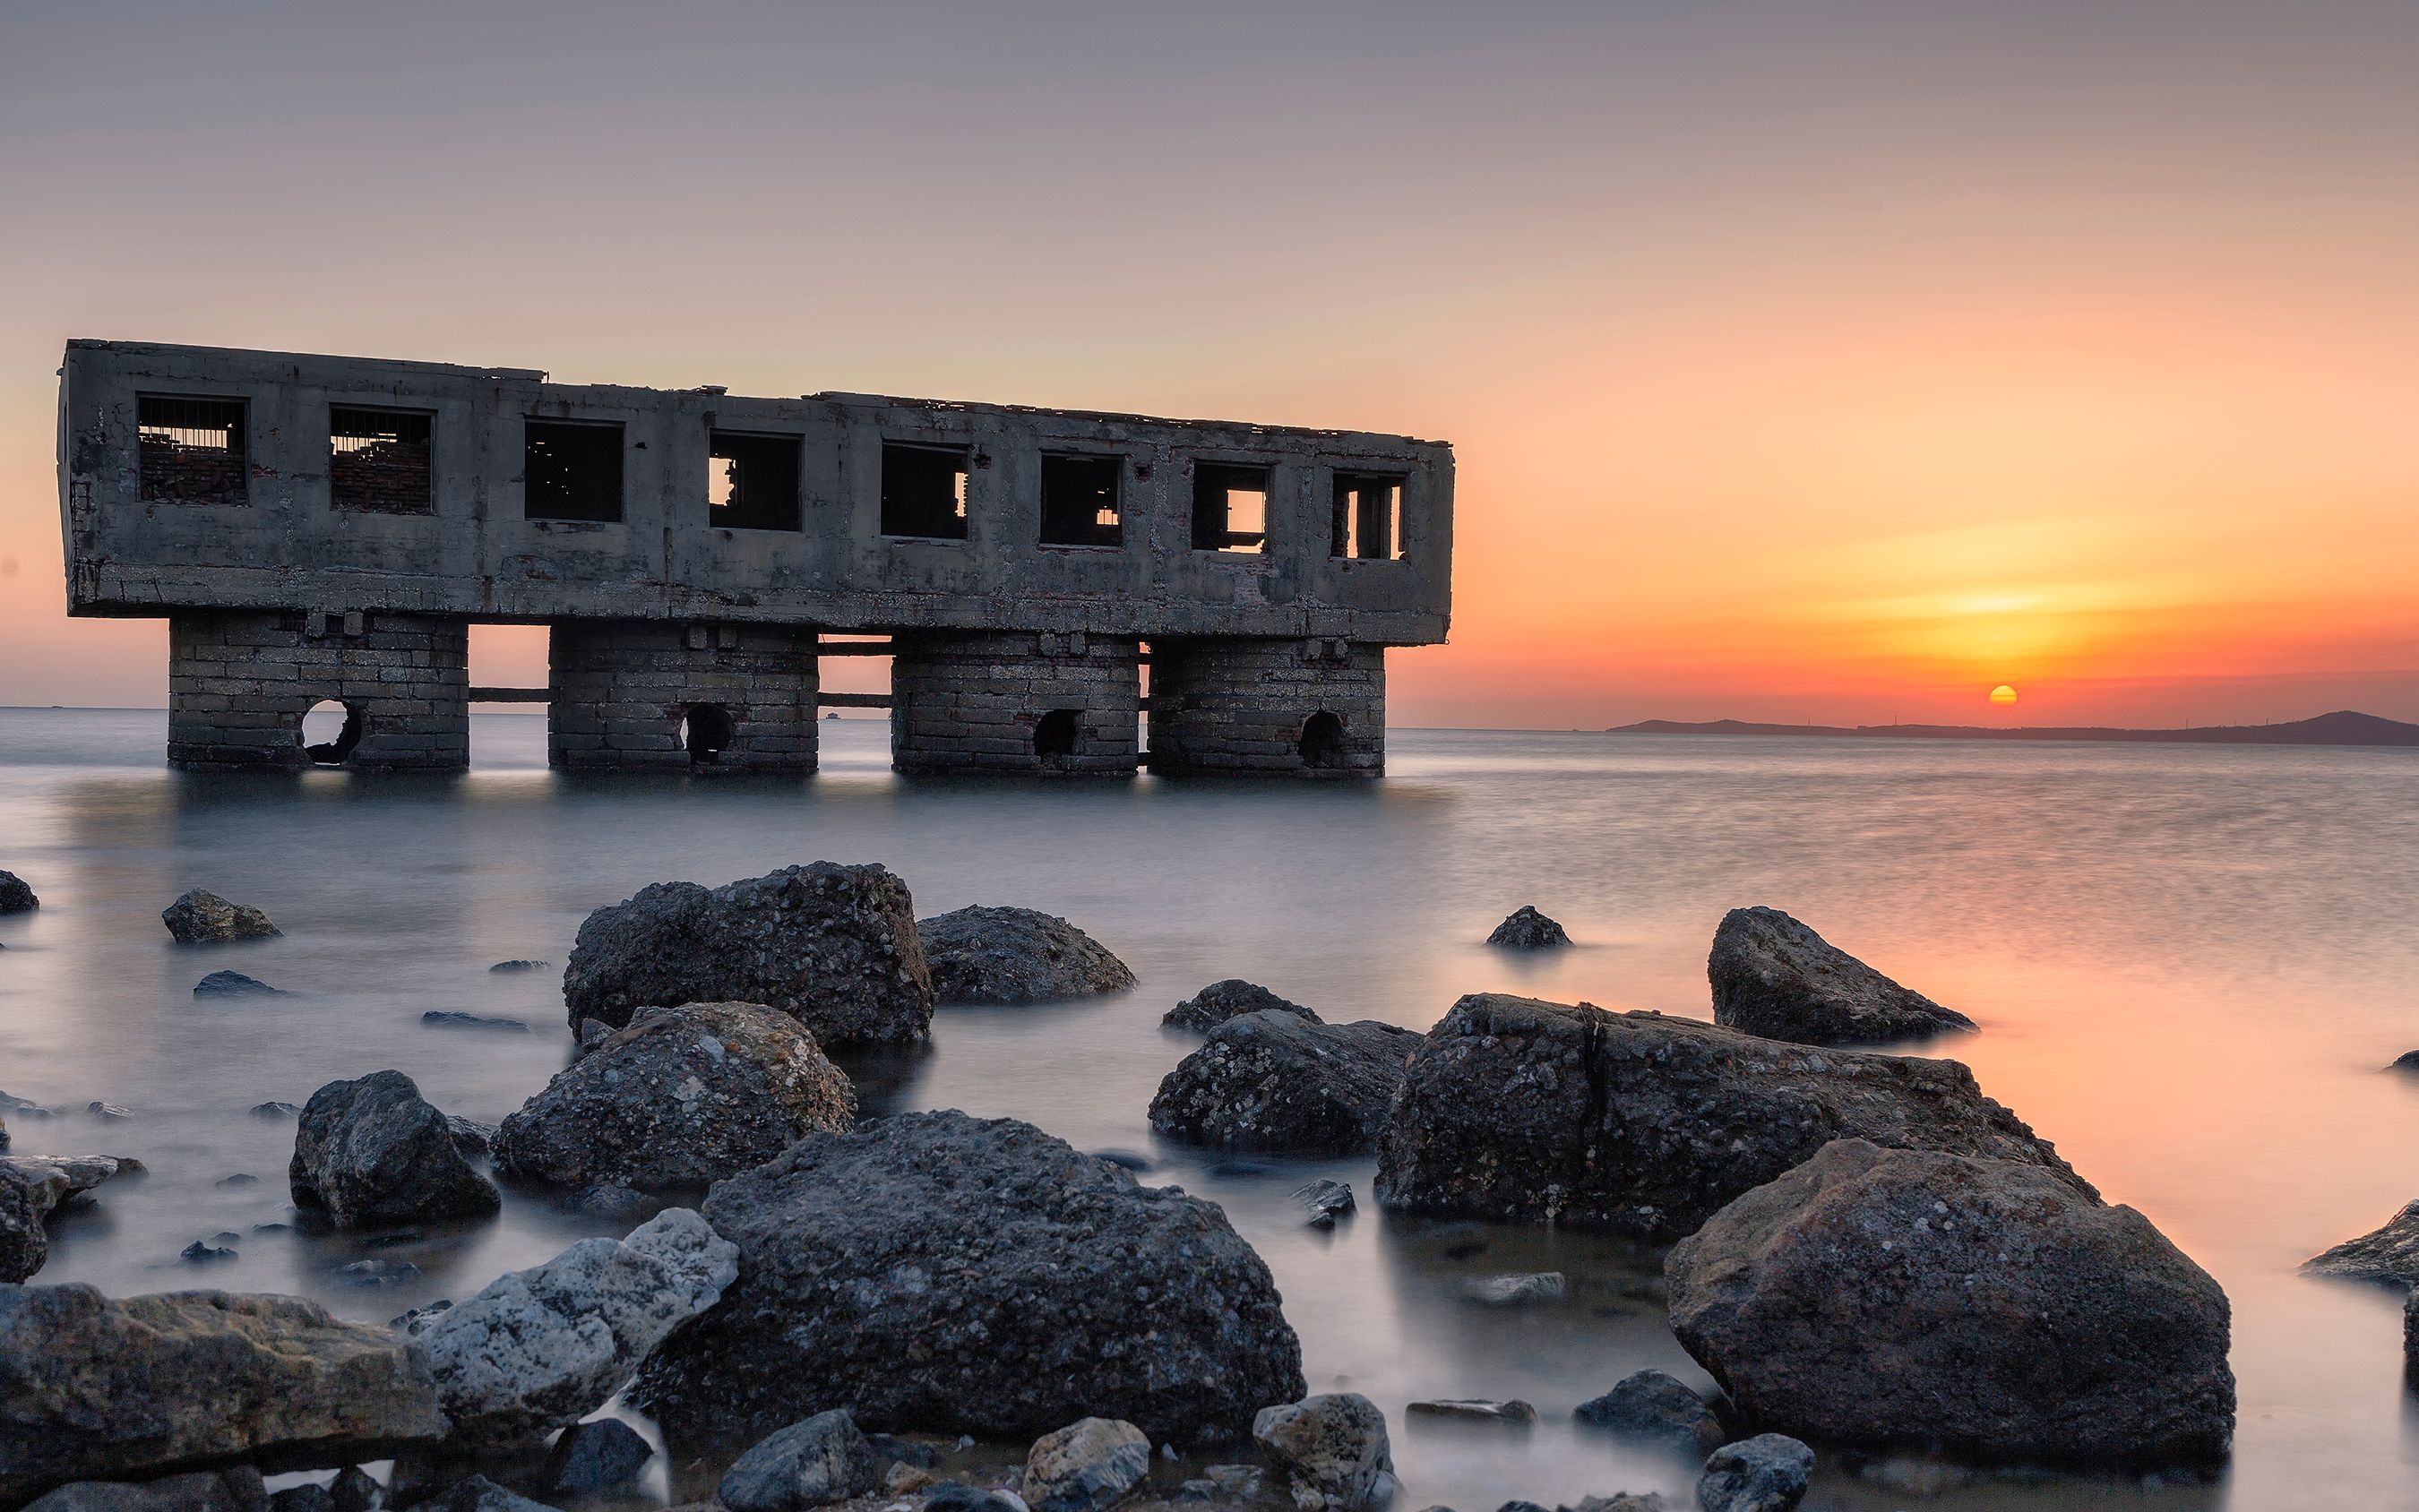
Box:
3, 710, 2416, 1509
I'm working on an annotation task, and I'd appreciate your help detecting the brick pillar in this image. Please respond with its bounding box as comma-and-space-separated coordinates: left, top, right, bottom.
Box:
1147, 638, 1385, 777
547, 621, 819, 773
166, 611, 470, 771
889, 631, 1140, 775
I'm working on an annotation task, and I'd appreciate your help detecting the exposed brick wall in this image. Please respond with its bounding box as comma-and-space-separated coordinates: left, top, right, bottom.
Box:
890, 631, 1141, 775
547, 622, 819, 772
1147, 638, 1385, 777
167, 612, 469, 770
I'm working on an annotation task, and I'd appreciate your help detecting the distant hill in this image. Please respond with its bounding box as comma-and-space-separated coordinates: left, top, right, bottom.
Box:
1607, 710, 2419, 748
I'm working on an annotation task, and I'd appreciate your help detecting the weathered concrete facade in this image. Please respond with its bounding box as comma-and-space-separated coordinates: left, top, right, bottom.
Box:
60, 341, 1452, 776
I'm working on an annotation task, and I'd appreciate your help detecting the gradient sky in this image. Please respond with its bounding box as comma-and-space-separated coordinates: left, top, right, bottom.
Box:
4, 2, 2415, 727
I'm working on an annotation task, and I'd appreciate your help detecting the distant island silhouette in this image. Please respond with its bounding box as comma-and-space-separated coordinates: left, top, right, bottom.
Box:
1607, 709, 2419, 748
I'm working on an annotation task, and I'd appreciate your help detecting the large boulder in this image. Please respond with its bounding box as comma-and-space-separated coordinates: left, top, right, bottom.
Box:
0, 1286, 446, 1506
917, 906, 1136, 1004
161, 890, 280, 944
1, 1155, 135, 1281
1486, 906, 1570, 949
1149, 1012, 1419, 1155
1373, 994, 2087, 1240
2301, 1200, 2419, 1285
1708, 907, 1973, 1046
406, 1207, 737, 1447
1250, 1395, 1393, 1511
493, 1001, 857, 1190
563, 863, 933, 1045
0, 870, 36, 914
1163, 980, 1319, 1031
289, 1071, 500, 1229
628, 1111, 1304, 1450
1666, 1138, 2234, 1465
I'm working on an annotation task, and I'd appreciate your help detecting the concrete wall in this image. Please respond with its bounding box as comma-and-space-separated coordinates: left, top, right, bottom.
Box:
547, 622, 819, 773
891, 631, 1141, 775
1147, 638, 1386, 777
167, 611, 469, 770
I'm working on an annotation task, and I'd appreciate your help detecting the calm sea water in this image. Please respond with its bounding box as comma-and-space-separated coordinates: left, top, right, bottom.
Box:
3, 709, 2416, 1510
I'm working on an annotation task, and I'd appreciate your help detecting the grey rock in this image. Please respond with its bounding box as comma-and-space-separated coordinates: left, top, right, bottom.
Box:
1567, 1498, 1671, 1512
1296, 1179, 1355, 1229
629, 1111, 1304, 1449
917, 906, 1136, 1004
416, 1476, 555, 1512
252, 1102, 301, 1119
180, 1240, 238, 1264
0, 1286, 444, 1506
488, 960, 549, 974
289, 1070, 500, 1229
328, 1468, 380, 1512
1708, 907, 1973, 1047
1406, 1399, 1535, 1423
1463, 1272, 1564, 1306
563, 863, 934, 1046
0, 870, 37, 913
195, 972, 282, 997
1164, 980, 1320, 1031
2406, 1289, 2418, 1380
161, 890, 280, 944
1019, 1418, 1150, 1512
494, 1001, 856, 1190
2302, 1199, 2419, 1286
541, 1418, 654, 1496
90, 1103, 133, 1121
27, 1469, 267, 1512
422, 1012, 529, 1033
445, 1117, 497, 1159
337, 1259, 420, 1288
408, 1207, 739, 1447
1149, 1011, 1418, 1155
1666, 1138, 2233, 1465
1252, 1395, 1393, 1511
2388, 1049, 2419, 1071
1, 1154, 134, 1281
1373, 993, 2090, 1240
569, 1184, 651, 1220
716, 1410, 880, 1511
269, 1484, 333, 1512
1693, 1434, 1812, 1512
1485, 906, 1569, 949
1573, 1370, 1725, 1455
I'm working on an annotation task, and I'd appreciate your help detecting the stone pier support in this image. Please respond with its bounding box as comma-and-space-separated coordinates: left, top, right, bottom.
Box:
167, 611, 470, 771
1147, 638, 1386, 777
547, 622, 819, 772
889, 631, 1141, 775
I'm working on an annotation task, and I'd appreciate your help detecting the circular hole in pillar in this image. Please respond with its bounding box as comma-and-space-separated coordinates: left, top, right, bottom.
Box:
1298, 709, 1348, 769
300, 699, 364, 766
1033, 708, 1081, 763
679, 703, 736, 764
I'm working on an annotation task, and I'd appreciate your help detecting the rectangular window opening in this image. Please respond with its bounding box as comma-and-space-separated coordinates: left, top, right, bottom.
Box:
330, 406, 435, 515
524, 418, 624, 522
1039, 453, 1123, 548
1330, 472, 1407, 560
1192, 462, 1270, 553
880, 442, 969, 540
138, 394, 248, 506
708, 431, 803, 531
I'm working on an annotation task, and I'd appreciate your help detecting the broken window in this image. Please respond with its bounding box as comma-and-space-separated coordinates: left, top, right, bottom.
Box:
1330, 473, 1405, 560
880, 443, 970, 539
1039, 453, 1123, 548
524, 419, 624, 522
329, 407, 434, 515
138, 394, 248, 505
301, 699, 364, 766
681, 703, 736, 763
1033, 708, 1081, 761
1299, 710, 1348, 769
1192, 463, 1270, 553
708, 431, 803, 531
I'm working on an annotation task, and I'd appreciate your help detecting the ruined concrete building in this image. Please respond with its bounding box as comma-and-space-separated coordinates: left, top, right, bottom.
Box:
57, 341, 1452, 776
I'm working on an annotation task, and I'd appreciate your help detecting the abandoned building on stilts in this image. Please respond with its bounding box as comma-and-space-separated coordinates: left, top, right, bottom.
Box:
56, 341, 1452, 776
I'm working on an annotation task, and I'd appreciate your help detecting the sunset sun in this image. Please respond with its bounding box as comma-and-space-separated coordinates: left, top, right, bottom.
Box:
1990, 684, 2019, 707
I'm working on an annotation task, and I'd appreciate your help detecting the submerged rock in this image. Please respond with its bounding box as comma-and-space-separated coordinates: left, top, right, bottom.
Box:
1164, 979, 1320, 1031
421, 1012, 529, 1033
1405, 1399, 1535, 1424
629, 1111, 1304, 1449
409, 1207, 738, 1448
488, 959, 549, 974
2302, 1200, 2419, 1286
494, 1001, 857, 1190
1708, 906, 1973, 1046
1, 1154, 135, 1281
195, 972, 283, 998
0, 1286, 446, 1505
1462, 1272, 1564, 1307
289, 1070, 500, 1229
1296, 1179, 1356, 1229
563, 863, 934, 1045
1572, 1370, 1725, 1455
161, 890, 280, 944
445, 1117, 497, 1158
1666, 1138, 2234, 1465
1373, 993, 2087, 1239
1695, 1434, 1812, 1512
1485, 906, 1569, 949
1149, 1011, 1418, 1155
1252, 1395, 1394, 1511
917, 906, 1136, 1004
715, 1411, 880, 1512
0, 869, 37, 913
1020, 1418, 1151, 1512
